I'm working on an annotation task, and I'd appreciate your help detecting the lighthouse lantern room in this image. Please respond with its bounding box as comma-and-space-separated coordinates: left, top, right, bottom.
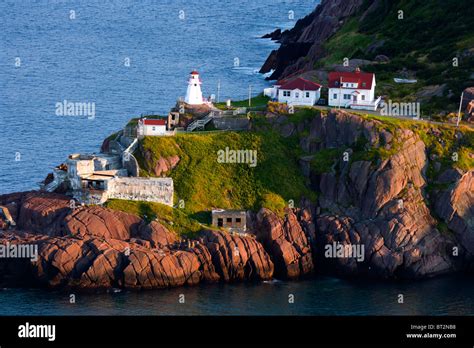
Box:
185, 70, 204, 105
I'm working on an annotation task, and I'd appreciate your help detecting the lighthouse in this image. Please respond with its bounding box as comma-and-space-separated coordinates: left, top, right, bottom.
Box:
184, 70, 204, 105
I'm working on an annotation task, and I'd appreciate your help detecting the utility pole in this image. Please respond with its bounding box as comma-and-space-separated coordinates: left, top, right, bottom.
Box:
338, 77, 342, 109
249, 85, 252, 107
217, 80, 221, 103
457, 91, 464, 127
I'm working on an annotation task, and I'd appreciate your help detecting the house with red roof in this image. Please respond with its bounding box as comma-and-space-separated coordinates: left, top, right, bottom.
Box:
264, 77, 322, 106
137, 118, 167, 136
328, 68, 381, 111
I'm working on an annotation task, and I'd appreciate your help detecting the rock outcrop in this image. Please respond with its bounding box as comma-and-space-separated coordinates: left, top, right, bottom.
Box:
0, 192, 274, 290
256, 208, 313, 279
153, 155, 180, 177
137, 221, 177, 248
295, 110, 463, 278
260, 0, 367, 80
63, 206, 144, 240
200, 230, 274, 282
16, 192, 72, 236
434, 171, 474, 259
141, 143, 181, 177
0, 108, 472, 289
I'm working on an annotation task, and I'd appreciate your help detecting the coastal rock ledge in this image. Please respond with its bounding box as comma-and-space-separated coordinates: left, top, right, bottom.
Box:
0, 192, 275, 289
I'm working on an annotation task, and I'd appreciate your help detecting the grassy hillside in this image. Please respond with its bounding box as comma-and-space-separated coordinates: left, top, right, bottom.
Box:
105, 108, 472, 236
316, 0, 474, 117
104, 199, 204, 237
134, 130, 315, 215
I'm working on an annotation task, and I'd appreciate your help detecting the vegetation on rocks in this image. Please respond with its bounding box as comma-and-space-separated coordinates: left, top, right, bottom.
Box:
320, 0, 474, 116
214, 94, 270, 110
104, 199, 204, 237
134, 130, 314, 215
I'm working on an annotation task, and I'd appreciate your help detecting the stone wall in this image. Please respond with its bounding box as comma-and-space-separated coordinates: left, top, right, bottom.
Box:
212, 117, 249, 130
107, 177, 173, 206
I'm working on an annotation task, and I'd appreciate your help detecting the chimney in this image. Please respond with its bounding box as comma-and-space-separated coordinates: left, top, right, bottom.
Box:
355, 67, 361, 73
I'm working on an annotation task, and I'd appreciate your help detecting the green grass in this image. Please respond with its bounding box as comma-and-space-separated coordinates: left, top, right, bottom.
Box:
323, 18, 373, 65
310, 148, 344, 174
259, 192, 287, 218
106, 106, 472, 238
215, 94, 270, 110
135, 130, 315, 213
286, 108, 322, 125
105, 199, 204, 237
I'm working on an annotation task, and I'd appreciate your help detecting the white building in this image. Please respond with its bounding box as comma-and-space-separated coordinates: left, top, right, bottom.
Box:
185, 70, 204, 105
328, 68, 381, 111
137, 118, 167, 136
264, 77, 322, 106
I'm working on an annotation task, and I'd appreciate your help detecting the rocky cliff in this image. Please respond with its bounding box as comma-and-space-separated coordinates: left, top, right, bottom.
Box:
258, 108, 473, 278
1, 110, 473, 289
0, 192, 279, 289
260, 0, 366, 80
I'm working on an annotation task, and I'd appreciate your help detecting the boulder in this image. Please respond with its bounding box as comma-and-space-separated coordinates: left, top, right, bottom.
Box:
63, 206, 144, 240
138, 221, 177, 248
261, 28, 282, 40
153, 155, 180, 176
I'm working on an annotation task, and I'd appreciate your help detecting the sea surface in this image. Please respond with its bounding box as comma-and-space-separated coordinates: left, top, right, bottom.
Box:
0, 0, 317, 193
1, 276, 474, 316
0, 0, 473, 317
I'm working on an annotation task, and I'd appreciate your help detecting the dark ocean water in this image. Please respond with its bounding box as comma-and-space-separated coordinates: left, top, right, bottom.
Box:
1, 276, 474, 316
1, 0, 473, 316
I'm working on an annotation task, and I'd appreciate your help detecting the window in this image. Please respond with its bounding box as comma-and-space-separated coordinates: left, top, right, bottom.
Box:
333, 93, 337, 99
226, 217, 232, 223
344, 94, 351, 100
152, 127, 156, 131
361, 95, 365, 101
217, 218, 223, 227
236, 218, 241, 223
295, 92, 299, 98
362, 82, 366, 87
306, 92, 310, 98
335, 81, 339, 87
283, 91, 290, 97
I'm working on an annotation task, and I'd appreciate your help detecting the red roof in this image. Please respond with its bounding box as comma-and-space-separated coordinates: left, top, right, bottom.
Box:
190, 70, 199, 75
142, 119, 166, 126
328, 70, 374, 90
279, 77, 322, 91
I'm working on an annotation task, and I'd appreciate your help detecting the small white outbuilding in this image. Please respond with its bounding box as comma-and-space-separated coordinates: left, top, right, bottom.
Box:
138, 118, 167, 136
264, 77, 322, 106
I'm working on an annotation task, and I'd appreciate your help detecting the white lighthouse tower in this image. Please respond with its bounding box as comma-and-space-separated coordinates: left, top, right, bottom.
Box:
185, 70, 204, 105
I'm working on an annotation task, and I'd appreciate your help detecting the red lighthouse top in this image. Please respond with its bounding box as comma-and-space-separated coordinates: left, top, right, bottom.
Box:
190, 70, 199, 75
